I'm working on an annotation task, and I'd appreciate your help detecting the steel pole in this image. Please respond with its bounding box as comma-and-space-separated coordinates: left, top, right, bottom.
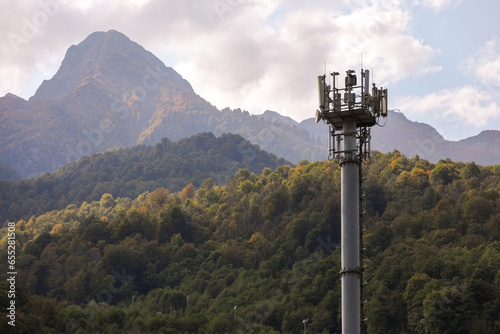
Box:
340, 117, 360, 334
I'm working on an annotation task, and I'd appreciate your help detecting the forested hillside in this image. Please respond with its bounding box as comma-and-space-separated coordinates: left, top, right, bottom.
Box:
1, 151, 499, 333
0, 132, 288, 222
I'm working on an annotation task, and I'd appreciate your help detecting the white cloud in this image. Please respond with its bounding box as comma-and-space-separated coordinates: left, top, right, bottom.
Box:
0, 0, 439, 123
395, 85, 500, 131
463, 37, 500, 88
67, 0, 152, 12
396, 37, 500, 133
172, 0, 439, 121
412, 0, 462, 12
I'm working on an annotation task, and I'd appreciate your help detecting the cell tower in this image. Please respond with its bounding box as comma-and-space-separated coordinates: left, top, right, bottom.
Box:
315, 69, 388, 334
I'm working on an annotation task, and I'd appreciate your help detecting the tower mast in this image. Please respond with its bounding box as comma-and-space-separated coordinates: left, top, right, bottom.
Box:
316, 68, 388, 334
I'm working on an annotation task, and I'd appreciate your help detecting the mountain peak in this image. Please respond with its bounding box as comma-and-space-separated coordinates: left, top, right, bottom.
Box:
31, 30, 192, 101
258, 110, 298, 127
0, 93, 27, 110
460, 129, 500, 143
2, 93, 25, 101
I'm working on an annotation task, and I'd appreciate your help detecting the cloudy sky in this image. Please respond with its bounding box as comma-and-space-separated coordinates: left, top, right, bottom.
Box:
1, 0, 500, 140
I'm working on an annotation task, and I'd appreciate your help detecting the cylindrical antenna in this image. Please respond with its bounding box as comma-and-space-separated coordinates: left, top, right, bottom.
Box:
364, 70, 370, 94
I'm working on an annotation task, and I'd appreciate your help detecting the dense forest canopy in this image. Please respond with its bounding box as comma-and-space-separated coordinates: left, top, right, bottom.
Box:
1, 150, 500, 333
0, 132, 289, 223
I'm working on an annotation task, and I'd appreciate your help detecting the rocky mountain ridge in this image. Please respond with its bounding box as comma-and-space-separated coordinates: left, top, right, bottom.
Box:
1, 29, 499, 179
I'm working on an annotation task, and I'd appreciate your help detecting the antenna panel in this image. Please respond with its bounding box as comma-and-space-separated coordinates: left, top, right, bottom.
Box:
315, 109, 323, 123
317, 75, 326, 110
381, 89, 388, 117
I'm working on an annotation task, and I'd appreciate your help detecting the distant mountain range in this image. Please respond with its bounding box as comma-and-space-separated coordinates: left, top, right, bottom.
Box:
1, 29, 500, 179
309, 110, 500, 166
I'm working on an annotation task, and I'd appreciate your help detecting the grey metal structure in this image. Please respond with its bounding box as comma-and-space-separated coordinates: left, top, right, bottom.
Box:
316, 69, 388, 334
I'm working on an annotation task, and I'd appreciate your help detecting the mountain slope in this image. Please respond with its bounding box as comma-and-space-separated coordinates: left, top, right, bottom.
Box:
454, 130, 500, 165
32, 30, 192, 101
0, 30, 197, 178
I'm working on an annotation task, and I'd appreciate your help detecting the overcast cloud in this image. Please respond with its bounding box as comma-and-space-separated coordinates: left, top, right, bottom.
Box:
1, 0, 499, 140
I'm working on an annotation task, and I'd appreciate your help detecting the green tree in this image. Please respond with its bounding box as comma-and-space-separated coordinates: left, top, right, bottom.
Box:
100, 193, 117, 208
159, 205, 191, 242
462, 195, 493, 225
422, 285, 472, 334
430, 162, 458, 186
460, 162, 481, 179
